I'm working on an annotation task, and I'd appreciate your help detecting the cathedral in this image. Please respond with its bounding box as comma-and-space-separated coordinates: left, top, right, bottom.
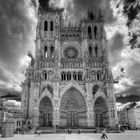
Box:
21, 4, 118, 129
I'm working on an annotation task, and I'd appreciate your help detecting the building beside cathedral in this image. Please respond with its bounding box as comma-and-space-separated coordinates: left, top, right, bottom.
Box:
21, 4, 118, 128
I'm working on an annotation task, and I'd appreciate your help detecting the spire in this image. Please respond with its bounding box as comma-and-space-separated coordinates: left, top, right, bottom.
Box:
87, 9, 94, 20
38, 0, 64, 13
98, 9, 104, 22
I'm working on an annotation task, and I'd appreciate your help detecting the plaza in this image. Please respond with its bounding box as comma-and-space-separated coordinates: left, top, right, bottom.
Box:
1, 131, 140, 140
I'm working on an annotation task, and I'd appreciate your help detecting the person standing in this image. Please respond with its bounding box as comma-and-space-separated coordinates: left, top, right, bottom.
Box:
101, 128, 108, 139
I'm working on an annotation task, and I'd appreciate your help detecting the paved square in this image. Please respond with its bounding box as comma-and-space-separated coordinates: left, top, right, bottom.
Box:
1, 131, 140, 140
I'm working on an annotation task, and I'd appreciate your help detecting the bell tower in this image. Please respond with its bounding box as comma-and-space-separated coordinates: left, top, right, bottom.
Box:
35, 5, 63, 59
81, 10, 106, 59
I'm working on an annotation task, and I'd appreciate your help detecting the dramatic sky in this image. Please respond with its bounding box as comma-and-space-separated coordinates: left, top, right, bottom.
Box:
0, 0, 140, 107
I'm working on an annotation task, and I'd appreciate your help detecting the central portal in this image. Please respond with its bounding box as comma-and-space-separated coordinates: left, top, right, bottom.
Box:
60, 87, 87, 127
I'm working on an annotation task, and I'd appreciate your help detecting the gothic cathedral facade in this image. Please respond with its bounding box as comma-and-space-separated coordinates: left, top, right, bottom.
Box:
21, 5, 118, 128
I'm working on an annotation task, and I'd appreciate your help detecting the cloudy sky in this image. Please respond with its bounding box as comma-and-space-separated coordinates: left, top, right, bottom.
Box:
0, 0, 140, 105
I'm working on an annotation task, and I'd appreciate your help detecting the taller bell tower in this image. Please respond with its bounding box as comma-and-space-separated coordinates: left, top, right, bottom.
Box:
35, 6, 63, 60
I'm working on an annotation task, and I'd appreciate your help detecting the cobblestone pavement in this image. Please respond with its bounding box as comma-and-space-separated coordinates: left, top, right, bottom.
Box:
1, 131, 140, 140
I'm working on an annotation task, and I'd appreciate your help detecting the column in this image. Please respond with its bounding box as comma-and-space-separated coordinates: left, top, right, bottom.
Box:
32, 109, 39, 128
87, 100, 94, 126
53, 99, 60, 126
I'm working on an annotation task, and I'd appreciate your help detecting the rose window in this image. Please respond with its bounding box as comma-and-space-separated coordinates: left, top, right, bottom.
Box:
64, 46, 79, 59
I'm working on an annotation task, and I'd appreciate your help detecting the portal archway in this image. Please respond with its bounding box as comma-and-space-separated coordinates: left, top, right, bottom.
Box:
39, 96, 53, 127
94, 97, 109, 127
60, 87, 87, 127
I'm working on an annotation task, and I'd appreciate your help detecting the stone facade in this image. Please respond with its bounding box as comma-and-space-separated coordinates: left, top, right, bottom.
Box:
21, 6, 118, 128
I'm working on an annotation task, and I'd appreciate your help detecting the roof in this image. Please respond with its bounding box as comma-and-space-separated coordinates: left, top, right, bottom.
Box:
122, 102, 137, 111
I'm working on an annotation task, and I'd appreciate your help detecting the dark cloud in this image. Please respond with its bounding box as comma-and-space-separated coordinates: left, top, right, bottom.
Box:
0, 0, 36, 88
39, 0, 49, 9
123, 0, 139, 26
116, 95, 140, 103
122, 0, 140, 48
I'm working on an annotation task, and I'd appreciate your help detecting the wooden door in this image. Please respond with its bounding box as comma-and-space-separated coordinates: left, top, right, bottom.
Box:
67, 111, 72, 126
95, 113, 103, 127
43, 113, 48, 127
73, 111, 78, 127
67, 111, 78, 127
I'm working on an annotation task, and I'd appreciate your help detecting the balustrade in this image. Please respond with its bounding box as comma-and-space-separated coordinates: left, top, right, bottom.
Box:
60, 58, 83, 69
38, 58, 56, 68
86, 58, 104, 68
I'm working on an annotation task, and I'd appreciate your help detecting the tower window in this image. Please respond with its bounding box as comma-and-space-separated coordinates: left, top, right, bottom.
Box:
44, 46, 48, 57
95, 46, 98, 57
89, 46, 92, 57
97, 73, 100, 80
50, 46, 54, 57
61, 72, 64, 81
88, 26, 92, 39
44, 21, 48, 31
50, 21, 53, 31
44, 72, 47, 80
94, 26, 97, 39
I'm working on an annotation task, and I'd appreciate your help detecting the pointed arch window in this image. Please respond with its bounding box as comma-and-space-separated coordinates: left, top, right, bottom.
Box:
88, 26, 92, 39
95, 46, 98, 57
63, 72, 66, 81
50, 21, 53, 31
44, 72, 47, 80
44, 21, 48, 31
44, 46, 48, 57
78, 72, 82, 81
61, 72, 64, 81
92, 85, 99, 96
73, 72, 77, 81
89, 46, 92, 57
50, 46, 54, 57
97, 73, 100, 80
67, 72, 71, 81
94, 26, 97, 39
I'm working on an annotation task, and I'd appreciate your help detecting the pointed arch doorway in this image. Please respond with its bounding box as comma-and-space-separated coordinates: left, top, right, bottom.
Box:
60, 87, 87, 127
39, 96, 53, 127
94, 97, 109, 127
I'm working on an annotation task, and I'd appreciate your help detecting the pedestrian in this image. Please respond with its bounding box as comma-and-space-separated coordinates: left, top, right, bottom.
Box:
101, 128, 108, 139
78, 128, 81, 134
37, 129, 41, 135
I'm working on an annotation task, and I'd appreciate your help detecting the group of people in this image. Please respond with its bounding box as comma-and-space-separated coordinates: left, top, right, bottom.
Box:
67, 128, 81, 134
36, 127, 108, 139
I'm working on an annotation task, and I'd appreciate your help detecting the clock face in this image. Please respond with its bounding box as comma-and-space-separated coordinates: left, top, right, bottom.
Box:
64, 46, 79, 59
